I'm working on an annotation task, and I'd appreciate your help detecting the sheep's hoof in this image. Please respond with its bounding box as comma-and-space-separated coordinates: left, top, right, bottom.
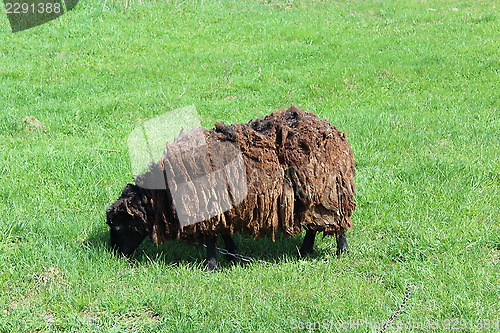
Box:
299, 248, 314, 257
336, 247, 349, 257
204, 259, 218, 272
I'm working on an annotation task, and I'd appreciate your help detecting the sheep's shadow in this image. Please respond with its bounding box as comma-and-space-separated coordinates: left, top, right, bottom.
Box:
141, 233, 334, 269
86, 227, 334, 269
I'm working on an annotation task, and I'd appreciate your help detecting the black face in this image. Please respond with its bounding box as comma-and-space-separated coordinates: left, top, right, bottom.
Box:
107, 214, 147, 256
106, 184, 150, 257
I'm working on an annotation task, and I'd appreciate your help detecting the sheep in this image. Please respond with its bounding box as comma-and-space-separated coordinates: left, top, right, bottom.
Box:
106, 105, 356, 270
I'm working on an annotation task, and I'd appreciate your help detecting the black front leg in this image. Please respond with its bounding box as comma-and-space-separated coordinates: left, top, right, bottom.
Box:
299, 229, 316, 256
204, 235, 218, 271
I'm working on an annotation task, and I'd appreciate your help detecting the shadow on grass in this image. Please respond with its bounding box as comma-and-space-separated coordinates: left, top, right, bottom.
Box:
85, 228, 334, 269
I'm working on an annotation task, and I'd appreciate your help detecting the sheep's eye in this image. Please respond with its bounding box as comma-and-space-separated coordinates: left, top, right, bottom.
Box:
113, 225, 123, 232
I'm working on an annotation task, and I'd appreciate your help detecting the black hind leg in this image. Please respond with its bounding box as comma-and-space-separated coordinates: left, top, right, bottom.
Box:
204, 235, 218, 271
299, 229, 317, 256
336, 229, 348, 256
221, 233, 238, 261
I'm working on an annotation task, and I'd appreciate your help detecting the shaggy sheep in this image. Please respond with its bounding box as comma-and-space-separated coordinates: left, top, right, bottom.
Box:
106, 106, 356, 270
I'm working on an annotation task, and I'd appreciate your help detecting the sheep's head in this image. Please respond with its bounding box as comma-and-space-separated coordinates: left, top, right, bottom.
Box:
106, 184, 150, 256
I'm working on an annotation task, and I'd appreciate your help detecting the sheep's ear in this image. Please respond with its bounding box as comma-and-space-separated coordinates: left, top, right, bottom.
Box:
112, 225, 123, 232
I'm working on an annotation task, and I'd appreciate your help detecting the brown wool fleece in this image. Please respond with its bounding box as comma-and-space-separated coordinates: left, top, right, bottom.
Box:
128, 106, 356, 244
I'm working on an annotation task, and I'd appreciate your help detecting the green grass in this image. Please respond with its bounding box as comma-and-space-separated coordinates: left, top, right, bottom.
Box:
0, 0, 498, 331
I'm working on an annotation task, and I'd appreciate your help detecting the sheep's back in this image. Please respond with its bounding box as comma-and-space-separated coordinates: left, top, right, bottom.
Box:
200, 106, 355, 240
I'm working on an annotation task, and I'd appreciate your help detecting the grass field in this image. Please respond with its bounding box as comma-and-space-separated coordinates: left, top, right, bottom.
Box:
0, 0, 499, 331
